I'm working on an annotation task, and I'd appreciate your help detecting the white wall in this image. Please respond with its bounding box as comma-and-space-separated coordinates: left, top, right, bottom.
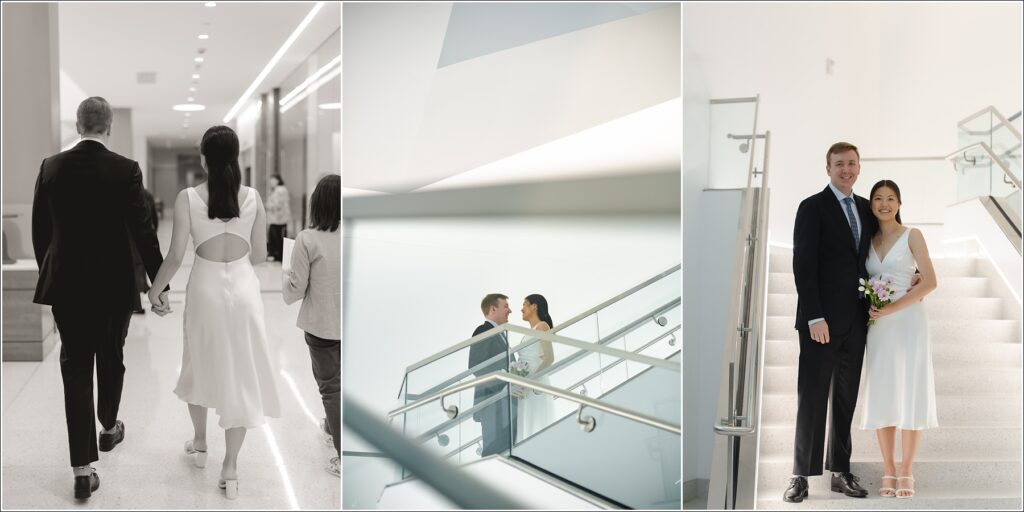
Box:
684, 2, 1023, 245
342, 215, 680, 451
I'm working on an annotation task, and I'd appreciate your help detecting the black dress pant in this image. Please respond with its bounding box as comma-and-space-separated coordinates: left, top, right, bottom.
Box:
305, 332, 340, 456
268, 224, 287, 261
52, 306, 132, 467
477, 392, 517, 457
792, 319, 866, 476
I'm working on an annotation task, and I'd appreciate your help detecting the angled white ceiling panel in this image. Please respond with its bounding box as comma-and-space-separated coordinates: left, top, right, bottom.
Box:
438, 2, 673, 68
342, 2, 452, 193
416, 97, 681, 192
344, 3, 680, 194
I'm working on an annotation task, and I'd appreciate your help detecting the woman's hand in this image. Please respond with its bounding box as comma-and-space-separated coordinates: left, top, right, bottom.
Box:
868, 305, 889, 320
149, 289, 170, 316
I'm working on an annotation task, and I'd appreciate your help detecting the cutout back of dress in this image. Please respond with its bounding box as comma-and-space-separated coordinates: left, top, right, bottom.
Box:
187, 187, 256, 263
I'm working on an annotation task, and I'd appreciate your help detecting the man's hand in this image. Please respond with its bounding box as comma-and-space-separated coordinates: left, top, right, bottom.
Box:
149, 290, 171, 316
809, 320, 830, 344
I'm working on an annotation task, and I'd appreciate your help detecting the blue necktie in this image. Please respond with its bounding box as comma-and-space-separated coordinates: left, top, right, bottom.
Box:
843, 197, 860, 249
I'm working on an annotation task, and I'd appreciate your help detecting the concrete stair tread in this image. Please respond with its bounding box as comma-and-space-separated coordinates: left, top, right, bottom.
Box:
764, 338, 1023, 367
760, 392, 1023, 428
758, 460, 1023, 492
756, 496, 1023, 510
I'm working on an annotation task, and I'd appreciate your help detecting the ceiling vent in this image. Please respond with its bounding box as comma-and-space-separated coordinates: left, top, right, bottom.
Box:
136, 72, 157, 84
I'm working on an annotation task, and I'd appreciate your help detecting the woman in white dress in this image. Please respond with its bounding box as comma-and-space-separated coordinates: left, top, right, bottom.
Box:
148, 126, 281, 499
516, 294, 556, 441
859, 180, 938, 499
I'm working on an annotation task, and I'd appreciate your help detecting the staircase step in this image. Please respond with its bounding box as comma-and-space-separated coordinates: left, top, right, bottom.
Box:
763, 339, 1023, 368
760, 392, 1024, 428
766, 316, 1020, 344
758, 425, 1022, 461
763, 366, 1022, 395
768, 273, 992, 298
757, 460, 1022, 498
768, 254, 980, 278
758, 491, 1021, 510
766, 294, 1005, 320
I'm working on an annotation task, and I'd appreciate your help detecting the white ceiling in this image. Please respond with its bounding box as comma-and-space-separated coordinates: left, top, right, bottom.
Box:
58, 1, 340, 148
343, 2, 680, 195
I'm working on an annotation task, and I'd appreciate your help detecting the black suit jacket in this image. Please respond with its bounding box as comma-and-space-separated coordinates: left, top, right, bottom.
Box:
468, 321, 513, 407
792, 185, 877, 336
32, 140, 165, 312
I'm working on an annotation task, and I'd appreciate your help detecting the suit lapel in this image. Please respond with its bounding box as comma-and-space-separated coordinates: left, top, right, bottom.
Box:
821, 186, 858, 253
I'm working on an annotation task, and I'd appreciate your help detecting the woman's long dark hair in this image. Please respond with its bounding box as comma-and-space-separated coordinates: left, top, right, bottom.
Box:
870, 179, 903, 224
200, 125, 242, 220
525, 294, 553, 328
309, 174, 340, 232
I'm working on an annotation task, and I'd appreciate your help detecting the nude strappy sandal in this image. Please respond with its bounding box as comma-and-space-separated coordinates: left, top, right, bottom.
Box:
896, 476, 915, 498
879, 475, 897, 497
184, 440, 207, 468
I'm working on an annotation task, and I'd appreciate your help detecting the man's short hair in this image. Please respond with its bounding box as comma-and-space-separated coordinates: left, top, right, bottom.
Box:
480, 293, 508, 315
77, 96, 113, 135
826, 142, 859, 166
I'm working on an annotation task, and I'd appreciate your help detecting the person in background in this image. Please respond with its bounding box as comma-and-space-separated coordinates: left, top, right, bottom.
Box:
266, 174, 291, 262
282, 173, 340, 477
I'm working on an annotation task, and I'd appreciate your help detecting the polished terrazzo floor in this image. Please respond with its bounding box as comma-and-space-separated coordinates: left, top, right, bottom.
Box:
1, 220, 341, 509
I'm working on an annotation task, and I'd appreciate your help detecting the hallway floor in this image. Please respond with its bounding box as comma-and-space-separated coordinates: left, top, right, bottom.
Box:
1, 220, 340, 509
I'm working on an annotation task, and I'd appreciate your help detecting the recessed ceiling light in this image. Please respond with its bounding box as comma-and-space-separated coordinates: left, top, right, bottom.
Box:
189, 87, 196, 92
194, 57, 204, 63
318, 102, 341, 110
188, 97, 195, 102
185, 112, 191, 117
173, 104, 206, 112
192, 74, 200, 79
204, 2, 216, 7
198, 34, 209, 40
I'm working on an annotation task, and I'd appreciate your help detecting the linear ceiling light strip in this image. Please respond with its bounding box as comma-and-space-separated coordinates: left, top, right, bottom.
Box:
222, 1, 325, 123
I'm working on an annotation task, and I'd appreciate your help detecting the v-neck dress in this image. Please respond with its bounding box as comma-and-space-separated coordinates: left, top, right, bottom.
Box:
859, 228, 938, 430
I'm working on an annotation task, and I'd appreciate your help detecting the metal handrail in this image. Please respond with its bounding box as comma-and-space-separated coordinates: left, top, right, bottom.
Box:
404, 297, 680, 401
709, 93, 771, 510
441, 347, 681, 461
407, 326, 682, 447
959, 105, 1024, 141
394, 324, 681, 440
402, 265, 680, 375
386, 371, 681, 435
945, 141, 1022, 190
343, 395, 527, 509
553, 325, 680, 399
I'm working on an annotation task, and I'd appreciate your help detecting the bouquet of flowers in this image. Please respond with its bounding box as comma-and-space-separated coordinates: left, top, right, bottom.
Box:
510, 359, 530, 378
859, 275, 896, 326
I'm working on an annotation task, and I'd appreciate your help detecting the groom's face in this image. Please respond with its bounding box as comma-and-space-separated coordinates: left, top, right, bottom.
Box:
489, 298, 511, 325
827, 150, 860, 194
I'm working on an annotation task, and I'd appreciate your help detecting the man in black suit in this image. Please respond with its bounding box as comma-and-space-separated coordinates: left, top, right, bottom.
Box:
784, 142, 875, 502
468, 293, 519, 457
32, 97, 167, 500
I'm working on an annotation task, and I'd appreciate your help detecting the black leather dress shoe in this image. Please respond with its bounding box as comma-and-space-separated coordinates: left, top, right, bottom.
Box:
74, 470, 100, 499
99, 420, 124, 452
831, 472, 868, 497
783, 476, 808, 503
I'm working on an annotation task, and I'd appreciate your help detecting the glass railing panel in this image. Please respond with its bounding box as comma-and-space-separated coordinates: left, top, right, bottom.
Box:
510, 362, 680, 509
958, 109, 993, 149
858, 158, 956, 224
708, 99, 758, 189
990, 118, 1022, 183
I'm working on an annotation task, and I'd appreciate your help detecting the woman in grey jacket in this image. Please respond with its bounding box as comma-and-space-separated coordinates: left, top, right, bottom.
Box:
283, 173, 341, 477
